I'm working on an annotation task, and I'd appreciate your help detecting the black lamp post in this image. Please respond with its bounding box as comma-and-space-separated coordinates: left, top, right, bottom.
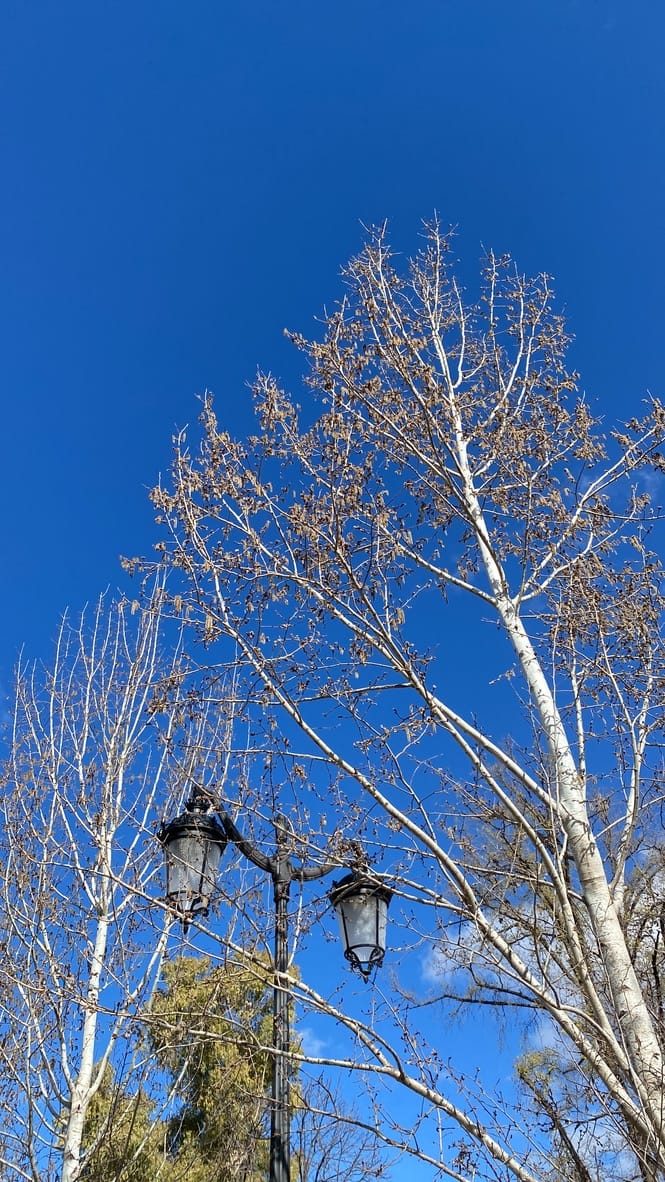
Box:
159, 793, 390, 1182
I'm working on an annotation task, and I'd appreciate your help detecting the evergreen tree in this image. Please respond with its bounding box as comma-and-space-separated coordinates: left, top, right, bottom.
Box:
82, 955, 273, 1182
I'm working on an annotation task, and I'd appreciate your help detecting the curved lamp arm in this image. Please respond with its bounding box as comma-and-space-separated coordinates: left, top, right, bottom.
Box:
218, 809, 338, 883
218, 810, 273, 874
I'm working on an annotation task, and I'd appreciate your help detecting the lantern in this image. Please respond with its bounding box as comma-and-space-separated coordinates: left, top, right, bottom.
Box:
330, 872, 392, 979
159, 796, 227, 927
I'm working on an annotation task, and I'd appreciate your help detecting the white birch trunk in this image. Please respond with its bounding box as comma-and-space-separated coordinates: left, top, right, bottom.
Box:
465, 473, 665, 1116
61, 902, 110, 1182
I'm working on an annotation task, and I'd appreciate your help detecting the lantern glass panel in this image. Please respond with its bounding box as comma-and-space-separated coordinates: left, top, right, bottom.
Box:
335, 889, 388, 972
202, 837, 224, 892
166, 829, 222, 915
166, 833, 202, 897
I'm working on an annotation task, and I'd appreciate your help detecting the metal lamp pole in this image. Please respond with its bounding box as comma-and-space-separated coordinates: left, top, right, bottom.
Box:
159, 794, 391, 1182
219, 810, 334, 1182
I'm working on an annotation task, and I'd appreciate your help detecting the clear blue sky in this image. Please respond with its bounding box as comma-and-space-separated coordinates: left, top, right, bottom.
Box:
1, 0, 663, 671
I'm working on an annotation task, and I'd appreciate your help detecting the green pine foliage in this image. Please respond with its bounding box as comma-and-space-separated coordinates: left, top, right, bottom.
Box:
81, 955, 274, 1182
79, 1069, 163, 1182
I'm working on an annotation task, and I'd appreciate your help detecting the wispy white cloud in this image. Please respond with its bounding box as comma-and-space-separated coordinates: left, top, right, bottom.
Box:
299, 1026, 328, 1058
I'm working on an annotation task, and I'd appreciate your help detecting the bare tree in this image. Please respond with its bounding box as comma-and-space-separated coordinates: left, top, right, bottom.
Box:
0, 585, 232, 1182
143, 221, 665, 1181
291, 1078, 394, 1182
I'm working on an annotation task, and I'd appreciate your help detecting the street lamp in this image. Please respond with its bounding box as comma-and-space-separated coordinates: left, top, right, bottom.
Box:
158, 795, 227, 929
329, 871, 393, 980
159, 793, 391, 1182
